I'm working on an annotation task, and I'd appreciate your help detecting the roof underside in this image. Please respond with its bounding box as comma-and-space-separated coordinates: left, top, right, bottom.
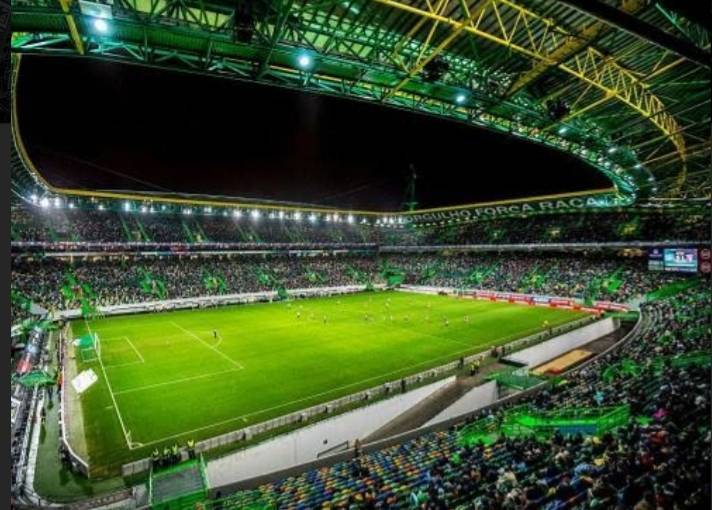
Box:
10, 0, 711, 202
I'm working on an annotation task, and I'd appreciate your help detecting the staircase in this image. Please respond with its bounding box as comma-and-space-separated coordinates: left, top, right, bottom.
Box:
363, 362, 507, 442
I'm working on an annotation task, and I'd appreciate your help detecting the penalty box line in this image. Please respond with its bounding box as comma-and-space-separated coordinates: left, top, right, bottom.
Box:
113, 368, 242, 396
170, 321, 244, 370
102, 336, 146, 368
82, 321, 137, 450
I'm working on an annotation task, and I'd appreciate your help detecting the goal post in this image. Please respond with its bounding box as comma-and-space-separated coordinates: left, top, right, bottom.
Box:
75, 332, 100, 363
94, 332, 101, 360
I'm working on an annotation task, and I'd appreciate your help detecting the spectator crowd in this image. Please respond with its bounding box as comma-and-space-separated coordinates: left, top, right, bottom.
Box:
208, 288, 710, 510
11, 199, 708, 246
11, 252, 693, 322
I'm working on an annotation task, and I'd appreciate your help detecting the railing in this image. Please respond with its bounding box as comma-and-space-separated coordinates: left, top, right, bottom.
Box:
59, 327, 91, 477
56, 285, 382, 321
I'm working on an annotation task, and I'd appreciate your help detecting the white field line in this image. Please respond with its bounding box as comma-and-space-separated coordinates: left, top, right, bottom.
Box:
104, 360, 144, 369
122, 307, 582, 447
101, 336, 146, 369
113, 368, 241, 396
130, 317, 565, 448
170, 321, 244, 370
124, 337, 145, 363
83, 320, 135, 450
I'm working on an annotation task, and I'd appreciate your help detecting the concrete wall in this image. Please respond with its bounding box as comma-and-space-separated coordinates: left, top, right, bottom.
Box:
206, 376, 454, 487
504, 317, 617, 368
423, 381, 498, 427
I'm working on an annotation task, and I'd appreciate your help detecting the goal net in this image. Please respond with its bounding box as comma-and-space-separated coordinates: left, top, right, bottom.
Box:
75, 332, 100, 363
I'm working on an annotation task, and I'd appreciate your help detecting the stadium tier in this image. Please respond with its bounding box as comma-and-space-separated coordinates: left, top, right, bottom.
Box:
8, 1, 711, 508
10, 197, 710, 246
11, 252, 690, 316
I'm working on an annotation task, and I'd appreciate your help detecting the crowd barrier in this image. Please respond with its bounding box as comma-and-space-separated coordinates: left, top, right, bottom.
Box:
399, 285, 629, 313
55, 285, 383, 321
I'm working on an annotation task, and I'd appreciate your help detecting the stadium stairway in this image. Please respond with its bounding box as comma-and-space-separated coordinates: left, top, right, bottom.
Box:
363, 362, 507, 442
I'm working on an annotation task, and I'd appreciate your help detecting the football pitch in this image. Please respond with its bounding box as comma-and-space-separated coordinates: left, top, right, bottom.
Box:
69, 290, 588, 473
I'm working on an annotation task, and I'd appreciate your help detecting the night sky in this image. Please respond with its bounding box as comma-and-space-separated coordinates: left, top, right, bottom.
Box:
17, 56, 608, 211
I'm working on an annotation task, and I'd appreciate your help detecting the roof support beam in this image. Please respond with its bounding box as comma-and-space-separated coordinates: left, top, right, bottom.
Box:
506, 0, 646, 97
557, 0, 710, 68
57, 0, 85, 55
373, 0, 686, 162
382, 0, 488, 101
256, 0, 296, 79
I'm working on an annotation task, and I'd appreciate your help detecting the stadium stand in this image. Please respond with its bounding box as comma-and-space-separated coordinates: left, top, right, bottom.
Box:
10, 198, 709, 246
11, 252, 687, 320
199, 288, 711, 510
8, 1, 710, 505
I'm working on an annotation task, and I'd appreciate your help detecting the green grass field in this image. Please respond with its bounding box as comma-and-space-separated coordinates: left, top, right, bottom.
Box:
69, 290, 588, 474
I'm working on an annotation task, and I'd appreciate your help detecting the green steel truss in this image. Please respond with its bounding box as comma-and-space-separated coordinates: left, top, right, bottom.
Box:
10, 0, 711, 202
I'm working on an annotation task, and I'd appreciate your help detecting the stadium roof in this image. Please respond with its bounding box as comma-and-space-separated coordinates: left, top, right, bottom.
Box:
10, 0, 711, 204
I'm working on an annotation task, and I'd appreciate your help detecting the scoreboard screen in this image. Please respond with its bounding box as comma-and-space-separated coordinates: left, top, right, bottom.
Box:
649, 248, 699, 273
663, 248, 698, 273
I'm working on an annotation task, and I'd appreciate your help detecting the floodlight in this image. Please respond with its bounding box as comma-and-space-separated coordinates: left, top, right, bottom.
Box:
204, 206, 212, 213
98, 204, 105, 210
635, 163, 643, 169
141, 206, 147, 213
347, 214, 354, 224
53, 197, 62, 208
68, 202, 75, 209
455, 93, 466, 105
295, 211, 303, 221
558, 126, 568, 135
30, 194, 38, 203
233, 209, 242, 218
93, 18, 109, 33
40, 197, 50, 208
279, 211, 285, 219
251, 209, 260, 219
309, 213, 317, 223
608, 146, 617, 154
298, 54, 312, 68
124, 201, 131, 212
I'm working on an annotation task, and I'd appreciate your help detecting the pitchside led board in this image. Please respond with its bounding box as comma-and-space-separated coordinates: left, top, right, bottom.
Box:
648, 248, 699, 273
